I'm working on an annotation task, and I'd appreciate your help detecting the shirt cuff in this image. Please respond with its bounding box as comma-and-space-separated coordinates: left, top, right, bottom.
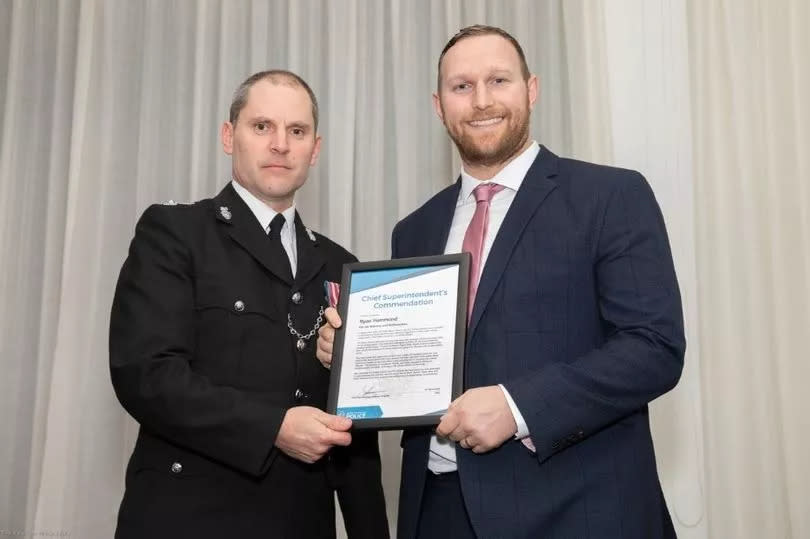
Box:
498, 384, 530, 439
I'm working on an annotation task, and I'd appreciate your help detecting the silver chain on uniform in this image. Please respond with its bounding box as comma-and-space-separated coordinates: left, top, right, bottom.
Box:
287, 305, 325, 343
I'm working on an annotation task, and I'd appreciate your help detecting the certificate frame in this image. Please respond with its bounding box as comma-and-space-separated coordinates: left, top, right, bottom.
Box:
326, 253, 470, 430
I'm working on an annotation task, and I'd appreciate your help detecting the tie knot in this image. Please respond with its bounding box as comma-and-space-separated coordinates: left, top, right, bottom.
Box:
269, 213, 287, 238
473, 182, 505, 203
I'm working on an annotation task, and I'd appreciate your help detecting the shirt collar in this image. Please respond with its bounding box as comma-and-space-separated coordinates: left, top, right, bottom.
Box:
231, 179, 296, 233
459, 141, 540, 202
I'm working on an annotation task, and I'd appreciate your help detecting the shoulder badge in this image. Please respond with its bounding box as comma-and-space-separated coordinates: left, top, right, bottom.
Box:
219, 206, 232, 220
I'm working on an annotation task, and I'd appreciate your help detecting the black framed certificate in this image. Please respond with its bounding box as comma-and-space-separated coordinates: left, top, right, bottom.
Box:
326, 253, 470, 430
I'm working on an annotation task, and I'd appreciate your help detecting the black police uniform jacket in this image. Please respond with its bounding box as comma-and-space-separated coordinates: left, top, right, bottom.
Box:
110, 184, 388, 539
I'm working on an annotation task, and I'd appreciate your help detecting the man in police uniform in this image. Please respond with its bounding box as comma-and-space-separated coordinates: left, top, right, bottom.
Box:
110, 70, 388, 538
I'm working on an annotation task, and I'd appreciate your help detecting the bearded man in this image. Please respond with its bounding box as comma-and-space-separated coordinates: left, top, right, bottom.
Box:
318, 25, 685, 539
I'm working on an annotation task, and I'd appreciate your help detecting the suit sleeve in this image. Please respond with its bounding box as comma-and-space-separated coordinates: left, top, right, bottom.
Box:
109, 205, 286, 476
505, 172, 686, 463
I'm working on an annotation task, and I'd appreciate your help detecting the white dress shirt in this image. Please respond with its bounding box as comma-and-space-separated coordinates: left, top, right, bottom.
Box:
231, 180, 298, 276
428, 141, 540, 474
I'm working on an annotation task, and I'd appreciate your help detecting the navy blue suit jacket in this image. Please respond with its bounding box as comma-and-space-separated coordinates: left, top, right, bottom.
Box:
393, 148, 684, 539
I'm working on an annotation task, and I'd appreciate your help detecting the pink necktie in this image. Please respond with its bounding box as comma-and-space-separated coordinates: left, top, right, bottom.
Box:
462, 182, 537, 454
462, 183, 504, 320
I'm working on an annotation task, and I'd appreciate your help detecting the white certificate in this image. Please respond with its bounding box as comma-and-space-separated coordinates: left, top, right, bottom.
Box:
327, 254, 469, 430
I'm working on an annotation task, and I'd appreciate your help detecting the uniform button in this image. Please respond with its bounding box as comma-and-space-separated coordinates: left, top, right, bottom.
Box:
170, 462, 182, 474
291, 291, 303, 304
294, 389, 304, 401
234, 300, 245, 312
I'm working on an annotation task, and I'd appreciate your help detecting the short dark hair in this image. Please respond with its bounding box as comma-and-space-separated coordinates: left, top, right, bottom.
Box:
229, 69, 319, 131
437, 25, 530, 90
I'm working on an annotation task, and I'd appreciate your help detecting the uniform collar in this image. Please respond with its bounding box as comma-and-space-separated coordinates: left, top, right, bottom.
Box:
231, 179, 296, 234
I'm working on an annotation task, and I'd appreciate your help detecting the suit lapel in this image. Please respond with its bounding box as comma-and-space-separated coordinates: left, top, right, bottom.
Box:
214, 184, 294, 286
293, 212, 326, 289
468, 147, 560, 340
422, 179, 461, 256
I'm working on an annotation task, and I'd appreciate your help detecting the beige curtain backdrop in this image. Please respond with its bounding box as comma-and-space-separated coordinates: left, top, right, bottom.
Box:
688, 1, 810, 537
1, 1, 808, 538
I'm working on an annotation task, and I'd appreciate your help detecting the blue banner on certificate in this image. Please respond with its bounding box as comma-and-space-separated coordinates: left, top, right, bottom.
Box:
327, 254, 470, 430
